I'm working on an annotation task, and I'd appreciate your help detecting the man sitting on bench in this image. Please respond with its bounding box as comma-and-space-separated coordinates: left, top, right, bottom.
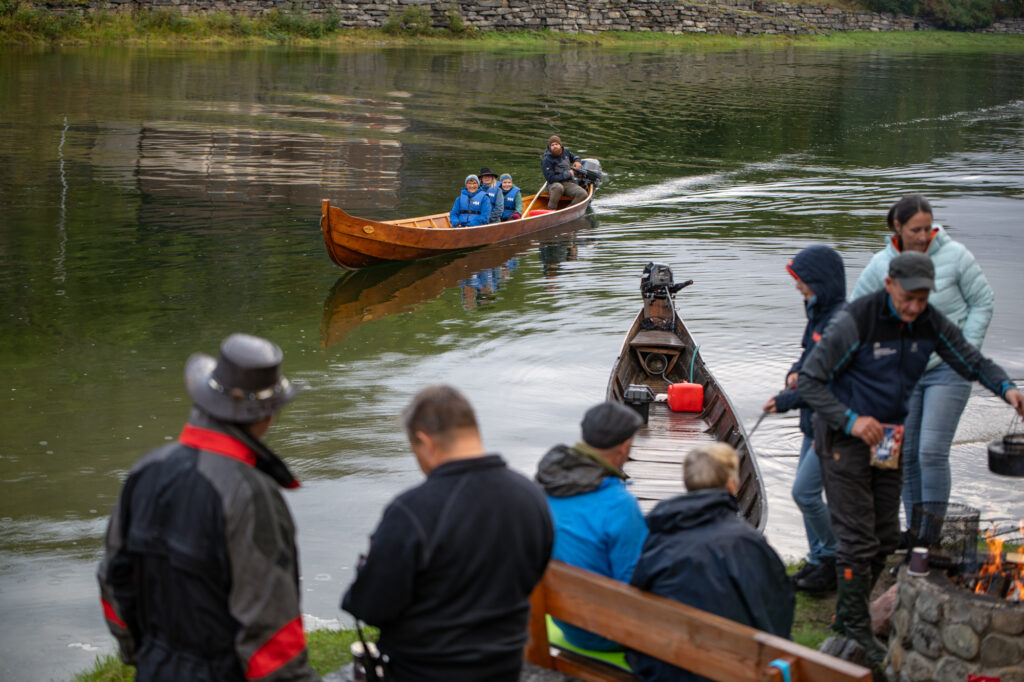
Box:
535, 401, 648, 652
628, 444, 795, 681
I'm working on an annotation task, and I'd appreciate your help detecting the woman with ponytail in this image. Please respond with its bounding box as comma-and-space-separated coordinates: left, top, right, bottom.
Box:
851, 194, 995, 529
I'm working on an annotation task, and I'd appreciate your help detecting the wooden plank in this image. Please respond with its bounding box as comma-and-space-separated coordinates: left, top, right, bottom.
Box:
534, 561, 872, 682
550, 651, 636, 682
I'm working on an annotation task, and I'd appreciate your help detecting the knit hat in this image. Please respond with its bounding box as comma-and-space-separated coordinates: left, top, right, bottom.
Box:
499, 173, 512, 182
464, 174, 479, 185
548, 135, 562, 147
581, 401, 643, 449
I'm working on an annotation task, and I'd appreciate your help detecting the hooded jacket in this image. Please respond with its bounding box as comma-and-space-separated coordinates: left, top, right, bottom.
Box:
535, 443, 647, 650
448, 186, 493, 227
772, 245, 847, 437
627, 489, 794, 682
850, 225, 994, 372
97, 409, 317, 682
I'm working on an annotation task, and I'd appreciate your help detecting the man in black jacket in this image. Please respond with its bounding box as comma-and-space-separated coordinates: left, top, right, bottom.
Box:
799, 251, 1024, 666
98, 334, 318, 682
342, 385, 553, 682
627, 444, 794, 682
541, 135, 587, 210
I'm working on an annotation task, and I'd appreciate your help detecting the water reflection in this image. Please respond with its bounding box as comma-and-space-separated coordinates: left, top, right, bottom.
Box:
321, 228, 587, 346
1, 44, 1024, 681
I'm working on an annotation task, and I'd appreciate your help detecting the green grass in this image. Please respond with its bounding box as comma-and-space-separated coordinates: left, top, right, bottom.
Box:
72, 577, 841, 680
2, 7, 1023, 49
72, 627, 374, 681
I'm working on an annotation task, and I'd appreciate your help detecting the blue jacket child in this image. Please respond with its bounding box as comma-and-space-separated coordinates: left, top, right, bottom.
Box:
449, 174, 493, 228
772, 245, 847, 437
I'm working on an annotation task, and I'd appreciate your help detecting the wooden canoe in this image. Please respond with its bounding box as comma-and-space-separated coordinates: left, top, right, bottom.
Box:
606, 267, 767, 530
321, 187, 594, 270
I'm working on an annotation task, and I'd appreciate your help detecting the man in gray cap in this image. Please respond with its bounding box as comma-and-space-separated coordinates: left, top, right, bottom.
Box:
98, 334, 318, 682
799, 251, 1023, 669
535, 401, 647, 651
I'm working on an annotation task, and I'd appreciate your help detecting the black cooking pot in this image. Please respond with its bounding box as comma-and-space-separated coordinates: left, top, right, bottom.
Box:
988, 433, 1024, 477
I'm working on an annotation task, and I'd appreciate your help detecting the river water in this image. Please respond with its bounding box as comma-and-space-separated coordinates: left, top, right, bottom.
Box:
1, 43, 1022, 680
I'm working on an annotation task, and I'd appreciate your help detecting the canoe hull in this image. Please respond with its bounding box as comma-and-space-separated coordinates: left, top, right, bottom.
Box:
321, 188, 593, 270
606, 309, 767, 530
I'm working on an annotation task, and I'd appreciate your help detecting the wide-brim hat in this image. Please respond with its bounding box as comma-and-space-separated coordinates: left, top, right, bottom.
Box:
478, 167, 496, 179
185, 333, 299, 423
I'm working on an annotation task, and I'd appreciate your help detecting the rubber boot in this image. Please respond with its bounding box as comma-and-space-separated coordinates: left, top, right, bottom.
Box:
837, 568, 886, 668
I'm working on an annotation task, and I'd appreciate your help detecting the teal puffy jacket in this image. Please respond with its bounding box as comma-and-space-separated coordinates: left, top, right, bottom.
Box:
851, 225, 994, 371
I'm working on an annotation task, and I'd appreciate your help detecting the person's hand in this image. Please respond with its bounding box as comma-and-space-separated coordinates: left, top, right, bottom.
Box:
573, 160, 582, 169
1006, 388, 1024, 417
851, 416, 884, 448
763, 397, 777, 414
785, 372, 799, 389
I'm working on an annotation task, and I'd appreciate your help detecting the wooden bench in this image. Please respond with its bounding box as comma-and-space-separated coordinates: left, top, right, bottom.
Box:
525, 561, 872, 682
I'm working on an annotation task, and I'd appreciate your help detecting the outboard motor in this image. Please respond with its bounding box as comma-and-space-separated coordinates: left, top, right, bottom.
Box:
640, 262, 693, 331
575, 158, 603, 190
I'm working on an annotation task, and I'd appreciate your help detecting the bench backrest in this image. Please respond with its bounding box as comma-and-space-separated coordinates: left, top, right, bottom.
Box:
526, 560, 871, 682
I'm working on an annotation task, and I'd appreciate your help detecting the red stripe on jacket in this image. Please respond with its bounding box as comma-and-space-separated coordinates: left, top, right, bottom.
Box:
179, 424, 256, 466
102, 598, 128, 629
245, 616, 307, 679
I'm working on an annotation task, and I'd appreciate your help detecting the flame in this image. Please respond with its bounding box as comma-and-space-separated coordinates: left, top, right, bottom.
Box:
974, 525, 1005, 595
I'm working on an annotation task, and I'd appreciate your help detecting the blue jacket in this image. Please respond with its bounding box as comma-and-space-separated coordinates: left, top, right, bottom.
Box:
627, 489, 793, 681
535, 443, 647, 650
798, 288, 1015, 434
851, 225, 994, 372
449, 187, 493, 227
482, 182, 504, 223
501, 186, 522, 220
773, 245, 847, 437
541, 149, 580, 185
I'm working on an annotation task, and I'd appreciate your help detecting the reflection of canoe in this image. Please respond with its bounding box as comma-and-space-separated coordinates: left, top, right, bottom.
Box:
606, 264, 767, 530
320, 229, 583, 348
320, 187, 594, 270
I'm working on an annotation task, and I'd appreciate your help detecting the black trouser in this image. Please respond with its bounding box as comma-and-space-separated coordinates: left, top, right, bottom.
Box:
815, 419, 903, 576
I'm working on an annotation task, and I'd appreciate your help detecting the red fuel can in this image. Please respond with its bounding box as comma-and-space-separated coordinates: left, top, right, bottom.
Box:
667, 382, 704, 413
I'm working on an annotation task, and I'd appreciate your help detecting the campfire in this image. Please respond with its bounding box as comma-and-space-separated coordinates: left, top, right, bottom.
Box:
952, 523, 1024, 602
885, 506, 1024, 681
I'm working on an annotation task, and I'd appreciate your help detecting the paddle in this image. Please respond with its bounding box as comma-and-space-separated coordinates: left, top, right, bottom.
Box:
521, 181, 547, 219
747, 409, 770, 439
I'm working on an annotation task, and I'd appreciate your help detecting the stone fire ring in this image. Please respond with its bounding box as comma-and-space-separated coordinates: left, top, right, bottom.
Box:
887, 565, 1024, 681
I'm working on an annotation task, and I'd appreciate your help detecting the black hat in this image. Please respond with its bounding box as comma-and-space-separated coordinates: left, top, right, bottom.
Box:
479, 167, 496, 179
581, 401, 644, 449
889, 251, 935, 291
185, 334, 299, 424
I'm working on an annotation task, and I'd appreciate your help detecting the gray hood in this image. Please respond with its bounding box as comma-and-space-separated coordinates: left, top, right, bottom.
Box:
535, 442, 626, 498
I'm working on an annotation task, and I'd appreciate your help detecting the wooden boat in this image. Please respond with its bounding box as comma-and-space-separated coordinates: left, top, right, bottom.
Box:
321, 186, 594, 270
606, 263, 767, 530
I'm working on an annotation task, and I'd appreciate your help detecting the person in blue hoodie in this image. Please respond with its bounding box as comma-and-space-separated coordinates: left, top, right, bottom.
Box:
534, 401, 648, 652
762, 245, 845, 594
850, 194, 994, 531
449, 175, 493, 228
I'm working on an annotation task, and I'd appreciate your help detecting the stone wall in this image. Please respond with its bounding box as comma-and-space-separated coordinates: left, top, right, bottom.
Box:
62, 0, 1024, 35
888, 566, 1024, 681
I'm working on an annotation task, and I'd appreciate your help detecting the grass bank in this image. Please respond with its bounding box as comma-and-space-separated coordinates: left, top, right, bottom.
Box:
73, 628, 371, 681
2, 7, 1023, 50
73, 577, 836, 681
